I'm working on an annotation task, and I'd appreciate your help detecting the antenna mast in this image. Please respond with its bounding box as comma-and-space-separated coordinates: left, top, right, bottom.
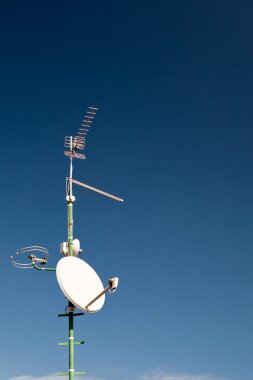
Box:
11, 105, 123, 380
64, 107, 98, 380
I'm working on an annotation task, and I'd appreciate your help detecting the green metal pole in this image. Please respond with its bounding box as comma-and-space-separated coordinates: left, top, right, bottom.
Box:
68, 198, 74, 380
67, 154, 75, 380
69, 301, 75, 380
68, 200, 74, 257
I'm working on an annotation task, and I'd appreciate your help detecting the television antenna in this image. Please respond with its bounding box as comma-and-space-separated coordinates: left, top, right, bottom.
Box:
11, 106, 123, 379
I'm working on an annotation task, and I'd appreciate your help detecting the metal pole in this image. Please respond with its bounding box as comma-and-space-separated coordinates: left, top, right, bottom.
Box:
67, 200, 74, 380
69, 301, 75, 380
69, 155, 73, 198
68, 151, 75, 380
68, 200, 73, 257
68, 146, 74, 257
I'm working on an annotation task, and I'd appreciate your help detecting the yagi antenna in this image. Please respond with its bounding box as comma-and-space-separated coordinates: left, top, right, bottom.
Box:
64, 106, 98, 160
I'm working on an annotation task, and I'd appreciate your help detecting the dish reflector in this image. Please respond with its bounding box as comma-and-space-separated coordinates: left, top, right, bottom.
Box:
56, 256, 105, 312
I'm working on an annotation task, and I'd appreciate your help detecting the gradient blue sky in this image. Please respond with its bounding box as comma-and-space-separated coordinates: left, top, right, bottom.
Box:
1, 1, 253, 380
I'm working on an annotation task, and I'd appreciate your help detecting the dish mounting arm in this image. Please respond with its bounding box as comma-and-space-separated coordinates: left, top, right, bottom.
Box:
85, 277, 119, 310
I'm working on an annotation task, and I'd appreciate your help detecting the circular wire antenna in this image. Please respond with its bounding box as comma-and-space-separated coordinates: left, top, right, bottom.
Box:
56, 256, 105, 312
11, 246, 49, 269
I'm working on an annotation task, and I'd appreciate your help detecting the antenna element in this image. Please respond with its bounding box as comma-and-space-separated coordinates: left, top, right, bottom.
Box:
64, 107, 98, 159
67, 177, 123, 202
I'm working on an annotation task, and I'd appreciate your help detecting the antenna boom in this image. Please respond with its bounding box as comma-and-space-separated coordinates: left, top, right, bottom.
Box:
67, 177, 124, 202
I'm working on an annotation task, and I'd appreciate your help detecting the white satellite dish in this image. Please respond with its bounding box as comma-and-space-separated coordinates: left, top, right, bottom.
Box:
56, 256, 105, 312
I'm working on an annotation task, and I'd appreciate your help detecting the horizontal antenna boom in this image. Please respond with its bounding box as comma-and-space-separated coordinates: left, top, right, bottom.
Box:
67, 178, 123, 202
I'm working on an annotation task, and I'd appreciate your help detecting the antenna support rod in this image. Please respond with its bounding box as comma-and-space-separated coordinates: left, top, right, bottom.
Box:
67, 199, 74, 257
85, 277, 119, 309
66, 194, 75, 379
67, 178, 124, 202
85, 285, 111, 309
69, 301, 75, 380
67, 148, 75, 379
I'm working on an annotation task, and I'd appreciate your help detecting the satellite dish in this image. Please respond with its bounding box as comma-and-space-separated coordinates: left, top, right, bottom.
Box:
56, 256, 105, 312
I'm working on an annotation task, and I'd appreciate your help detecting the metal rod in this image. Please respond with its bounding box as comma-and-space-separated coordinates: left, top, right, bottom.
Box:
69, 301, 74, 380
85, 285, 110, 309
67, 154, 75, 379
69, 154, 73, 198
67, 178, 124, 202
67, 201, 73, 257
32, 262, 56, 271
58, 313, 84, 317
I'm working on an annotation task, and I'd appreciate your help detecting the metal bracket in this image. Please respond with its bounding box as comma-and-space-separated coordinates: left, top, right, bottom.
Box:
57, 371, 86, 376
58, 313, 84, 317
57, 341, 85, 346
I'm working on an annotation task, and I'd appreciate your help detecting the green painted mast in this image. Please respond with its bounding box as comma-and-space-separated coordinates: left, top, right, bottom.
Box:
68, 153, 74, 256
68, 152, 75, 380
12, 107, 107, 379
61, 109, 99, 379
69, 305, 75, 380
64, 148, 85, 379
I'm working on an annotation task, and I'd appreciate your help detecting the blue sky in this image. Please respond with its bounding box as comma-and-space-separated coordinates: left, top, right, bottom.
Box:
1, 1, 253, 380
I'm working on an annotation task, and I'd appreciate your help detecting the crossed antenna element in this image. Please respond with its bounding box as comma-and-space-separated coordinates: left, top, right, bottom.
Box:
64, 106, 98, 159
